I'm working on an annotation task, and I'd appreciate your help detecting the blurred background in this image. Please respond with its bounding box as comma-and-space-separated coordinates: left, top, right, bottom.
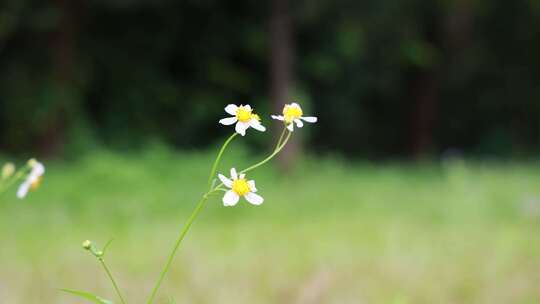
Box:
1, 0, 540, 303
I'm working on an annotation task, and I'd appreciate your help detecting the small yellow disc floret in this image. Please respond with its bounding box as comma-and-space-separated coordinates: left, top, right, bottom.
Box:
232, 178, 250, 196
236, 106, 253, 122
251, 113, 261, 121
283, 104, 303, 123
31, 176, 42, 191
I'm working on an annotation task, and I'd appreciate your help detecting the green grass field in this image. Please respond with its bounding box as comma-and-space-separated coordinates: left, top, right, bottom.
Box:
1, 147, 539, 303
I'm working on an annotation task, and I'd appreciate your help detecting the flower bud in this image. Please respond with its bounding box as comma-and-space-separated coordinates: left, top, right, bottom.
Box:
82, 240, 92, 250
27, 158, 38, 167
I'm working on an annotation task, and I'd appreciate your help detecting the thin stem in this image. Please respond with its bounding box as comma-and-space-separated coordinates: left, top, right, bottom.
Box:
146, 192, 212, 304
146, 127, 290, 303
148, 132, 238, 303
99, 258, 127, 304
211, 127, 292, 190
275, 127, 287, 149
0, 166, 29, 195
275, 127, 291, 151
240, 130, 292, 174
207, 133, 238, 189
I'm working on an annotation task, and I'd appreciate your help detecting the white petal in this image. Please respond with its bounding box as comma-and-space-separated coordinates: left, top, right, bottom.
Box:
218, 174, 233, 188
243, 104, 252, 111
32, 162, 45, 176
235, 121, 248, 136
301, 116, 317, 123
239, 173, 245, 179
223, 190, 240, 206
248, 180, 257, 192
245, 192, 264, 205
287, 123, 294, 132
271, 115, 284, 121
230, 168, 238, 180
17, 181, 30, 199
219, 117, 238, 125
290, 102, 302, 110
294, 119, 304, 128
224, 104, 238, 115
249, 119, 266, 132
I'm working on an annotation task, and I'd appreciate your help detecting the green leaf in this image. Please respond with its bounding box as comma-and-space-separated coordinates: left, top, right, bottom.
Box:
61, 289, 114, 304
102, 238, 115, 256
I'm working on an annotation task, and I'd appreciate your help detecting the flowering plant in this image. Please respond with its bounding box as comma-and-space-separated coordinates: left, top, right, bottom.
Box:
0, 158, 45, 199
64, 102, 317, 303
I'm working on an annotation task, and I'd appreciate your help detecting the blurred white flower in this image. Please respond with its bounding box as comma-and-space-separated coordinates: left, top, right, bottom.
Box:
1, 162, 15, 180
218, 168, 263, 206
271, 102, 317, 131
17, 159, 45, 199
219, 104, 266, 136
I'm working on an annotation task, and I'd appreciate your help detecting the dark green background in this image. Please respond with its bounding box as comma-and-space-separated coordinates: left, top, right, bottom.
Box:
1, 0, 539, 158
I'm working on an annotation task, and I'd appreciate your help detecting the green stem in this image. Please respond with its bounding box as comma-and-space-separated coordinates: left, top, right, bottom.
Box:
146, 192, 212, 304
275, 127, 287, 149
207, 133, 238, 189
99, 258, 127, 304
146, 127, 290, 303
0, 166, 30, 195
240, 129, 292, 174
211, 127, 292, 190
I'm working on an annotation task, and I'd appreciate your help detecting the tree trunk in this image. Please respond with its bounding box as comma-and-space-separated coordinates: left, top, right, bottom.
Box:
40, 0, 80, 157
410, 1, 473, 158
270, 0, 298, 169
410, 71, 437, 158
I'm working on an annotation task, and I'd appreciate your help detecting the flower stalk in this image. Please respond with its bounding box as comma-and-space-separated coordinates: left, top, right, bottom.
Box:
0, 158, 45, 197
83, 240, 127, 304
147, 128, 292, 302
145, 192, 213, 304
100, 259, 127, 304
207, 132, 238, 189
70, 102, 317, 304
241, 128, 291, 174
0, 166, 28, 195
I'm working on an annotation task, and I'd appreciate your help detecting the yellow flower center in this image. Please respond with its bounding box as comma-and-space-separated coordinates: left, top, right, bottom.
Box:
283, 104, 303, 123
31, 176, 42, 191
236, 106, 253, 122
232, 178, 250, 196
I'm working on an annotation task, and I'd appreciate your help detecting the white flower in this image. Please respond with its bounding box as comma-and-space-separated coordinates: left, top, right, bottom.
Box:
17, 160, 45, 199
218, 168, 263, 206
271, 102, 317, 131
219, 104, 266, 136
1, 162, 15, 180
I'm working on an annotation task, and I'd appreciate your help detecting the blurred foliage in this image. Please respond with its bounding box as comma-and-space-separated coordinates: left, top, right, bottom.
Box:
0, 0, 539, 158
